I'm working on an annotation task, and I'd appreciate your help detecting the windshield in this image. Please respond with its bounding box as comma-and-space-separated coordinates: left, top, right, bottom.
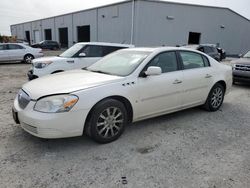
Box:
59, 43, 84, 58
87, 50, 150, 76
243, 51, 250, 58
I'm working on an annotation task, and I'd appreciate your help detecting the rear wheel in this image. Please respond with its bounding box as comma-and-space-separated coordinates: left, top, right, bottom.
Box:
87, 99, 128, 144
24, 54, 34, 64
204, 83, 225, 111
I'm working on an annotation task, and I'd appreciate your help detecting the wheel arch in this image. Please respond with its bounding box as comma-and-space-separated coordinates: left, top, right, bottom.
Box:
83, 95, 134, 134
215, 80, 226, 92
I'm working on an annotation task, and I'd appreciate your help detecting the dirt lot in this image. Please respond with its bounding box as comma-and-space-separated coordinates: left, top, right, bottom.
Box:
0, 57, 249, 188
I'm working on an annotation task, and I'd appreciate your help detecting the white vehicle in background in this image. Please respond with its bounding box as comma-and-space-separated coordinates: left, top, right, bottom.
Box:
28, 42, 134, 80
0, 43, 43, 63
13, 47, 232, 143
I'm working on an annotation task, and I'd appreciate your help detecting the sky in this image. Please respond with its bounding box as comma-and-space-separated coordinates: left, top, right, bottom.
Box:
0, 0, 250, 35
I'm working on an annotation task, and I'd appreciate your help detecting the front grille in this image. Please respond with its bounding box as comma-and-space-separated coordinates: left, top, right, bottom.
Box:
235, 64, 250, 72
18, 90, 31, 109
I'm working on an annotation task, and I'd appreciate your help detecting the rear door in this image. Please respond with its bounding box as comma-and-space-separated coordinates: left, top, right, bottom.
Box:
7, 44, 26, 61
178, 51, 214, 107
0, 44, 9, 61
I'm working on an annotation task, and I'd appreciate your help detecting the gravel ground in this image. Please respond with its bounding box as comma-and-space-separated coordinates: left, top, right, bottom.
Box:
0, 57, 249, 188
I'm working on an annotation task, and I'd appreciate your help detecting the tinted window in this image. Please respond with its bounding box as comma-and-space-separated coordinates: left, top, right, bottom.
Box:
0, 44, 8, 50
180, 51, 206, 69
144, 51, 178, 73
202, 56, 210, 67
203, 46, 212, 53
8, 44, 24, 50
210, 47, 218, 53
198, 47, 204, 52
82, 45, 103, 57
102, 46, 125, 56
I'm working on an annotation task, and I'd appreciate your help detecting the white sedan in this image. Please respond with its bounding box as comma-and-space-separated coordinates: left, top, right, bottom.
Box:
12, 47, 232, 143
0, 43, 43, 63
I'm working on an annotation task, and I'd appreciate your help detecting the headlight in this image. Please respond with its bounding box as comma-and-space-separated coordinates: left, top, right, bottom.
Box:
34, 61, 53, 69
34, 94, 78, 113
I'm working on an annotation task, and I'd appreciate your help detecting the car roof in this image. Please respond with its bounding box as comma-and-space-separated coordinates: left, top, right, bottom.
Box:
76, 42, 134, 48
122, 46, 203, 53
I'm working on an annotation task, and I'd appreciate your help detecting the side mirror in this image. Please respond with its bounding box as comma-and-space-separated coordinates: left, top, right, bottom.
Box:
79, 53, 86, 57
145, 66, 162, 76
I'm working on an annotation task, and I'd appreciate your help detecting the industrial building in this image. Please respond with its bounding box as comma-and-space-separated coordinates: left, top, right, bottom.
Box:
10, 0, 250, 55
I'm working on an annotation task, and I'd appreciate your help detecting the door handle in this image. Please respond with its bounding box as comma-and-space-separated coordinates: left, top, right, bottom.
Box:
173, 79, 182, 84
67, 60, 74, 63
205, 74, 212, 78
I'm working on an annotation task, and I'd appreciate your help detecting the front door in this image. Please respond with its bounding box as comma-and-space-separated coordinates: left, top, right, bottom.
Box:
136, 51, 184, 119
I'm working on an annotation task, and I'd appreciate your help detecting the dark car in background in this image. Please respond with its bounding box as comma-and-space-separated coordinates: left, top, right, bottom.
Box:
31, 40, 60, 50
231, 50, 250, 84
183, 44, 221, 61
217, 47, 226, 61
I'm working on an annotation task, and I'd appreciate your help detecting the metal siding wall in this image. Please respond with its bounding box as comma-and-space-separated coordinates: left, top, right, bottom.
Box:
23, 23, 32, 41
31, 20, 42, 44
41, 18, 56, 41
10, 1, 250, 54
73, 9, 98, 42
135, 1, 250, 54
55, 14, 73, 47
11, 25, 17, 37
97, 2, 132, 44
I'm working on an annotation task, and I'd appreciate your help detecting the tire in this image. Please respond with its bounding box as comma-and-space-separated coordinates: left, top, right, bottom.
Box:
24, 54, 34, 64
87, 99, 128, 144
204, 83, 225, 112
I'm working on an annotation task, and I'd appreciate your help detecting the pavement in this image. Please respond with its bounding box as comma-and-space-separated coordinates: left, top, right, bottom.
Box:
0, 57, 249, 188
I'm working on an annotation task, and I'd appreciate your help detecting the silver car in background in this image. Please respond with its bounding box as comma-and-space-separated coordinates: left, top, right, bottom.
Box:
0, 43, 43, 63
232, 51, 250, 83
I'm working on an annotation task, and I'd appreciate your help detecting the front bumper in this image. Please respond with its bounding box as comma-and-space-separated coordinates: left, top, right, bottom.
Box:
233, 69, 250, 83
13, 97, 89, 139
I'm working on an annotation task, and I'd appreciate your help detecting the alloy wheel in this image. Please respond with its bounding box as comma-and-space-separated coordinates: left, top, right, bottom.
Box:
211, 87, 223, 108
96, 107, 124, 138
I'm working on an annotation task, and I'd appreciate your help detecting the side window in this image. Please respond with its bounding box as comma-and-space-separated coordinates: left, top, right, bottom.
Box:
0, 45, 8, 50
210, 47, 218, 53
8, 44, 24, 50
102, 46, 124, 56
202, 56, 210, 67
144, 51, 178, 73
203, 46, 212, 53
198, 47, 204, 52
180, 51, 206, 70
82, 45, 103, 57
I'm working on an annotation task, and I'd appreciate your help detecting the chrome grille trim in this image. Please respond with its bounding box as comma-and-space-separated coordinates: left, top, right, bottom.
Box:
18, 90, 31, 109
235, 64, 250, 72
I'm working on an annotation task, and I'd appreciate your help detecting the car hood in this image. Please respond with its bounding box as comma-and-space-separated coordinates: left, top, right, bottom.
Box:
32, 56, 69, 63
22, 70, 125, 100
232, 58, 250, 65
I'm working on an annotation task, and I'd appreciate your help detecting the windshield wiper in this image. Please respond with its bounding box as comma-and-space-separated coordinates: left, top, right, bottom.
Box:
89, 69, 116, 75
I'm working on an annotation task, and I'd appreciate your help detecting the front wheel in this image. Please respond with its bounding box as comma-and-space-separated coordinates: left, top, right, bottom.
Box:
204, 83, 225, 111
24, 54, 34, 64
88, 99, 128, 144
